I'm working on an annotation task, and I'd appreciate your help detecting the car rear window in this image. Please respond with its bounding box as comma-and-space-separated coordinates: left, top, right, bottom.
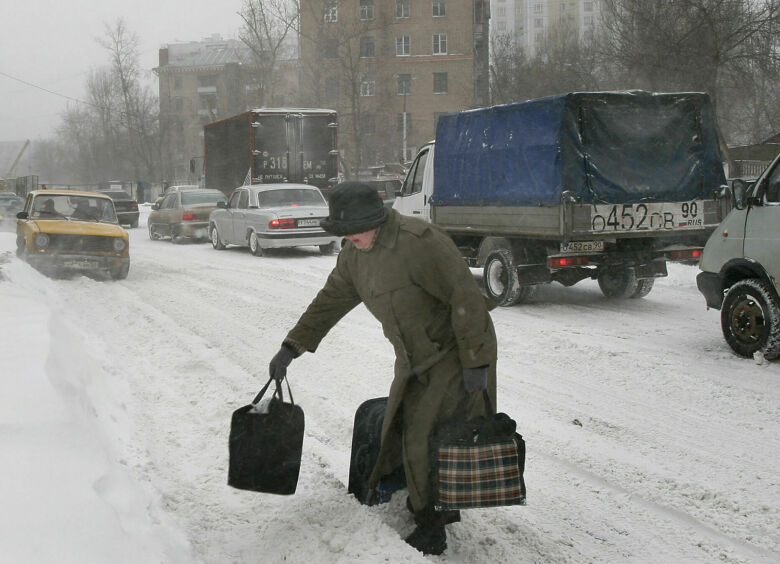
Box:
181, 191, 228, 205
104, 191, 132, 199
257, 189, 325, 207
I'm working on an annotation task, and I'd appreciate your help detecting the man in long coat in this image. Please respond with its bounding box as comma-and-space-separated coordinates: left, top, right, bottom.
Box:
269, 182, 497, 555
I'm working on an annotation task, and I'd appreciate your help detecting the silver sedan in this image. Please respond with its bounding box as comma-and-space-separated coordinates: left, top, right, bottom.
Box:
208, 184, 340, 256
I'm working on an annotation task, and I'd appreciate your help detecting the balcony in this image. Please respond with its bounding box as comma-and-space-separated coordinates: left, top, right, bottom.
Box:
197, 86, 217, 94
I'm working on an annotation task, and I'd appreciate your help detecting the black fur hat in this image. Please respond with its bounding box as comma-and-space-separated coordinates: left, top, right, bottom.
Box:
320, 181, 389, 236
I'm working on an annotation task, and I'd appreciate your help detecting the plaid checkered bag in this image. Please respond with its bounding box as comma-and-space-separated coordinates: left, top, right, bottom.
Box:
432, 404, 526, 510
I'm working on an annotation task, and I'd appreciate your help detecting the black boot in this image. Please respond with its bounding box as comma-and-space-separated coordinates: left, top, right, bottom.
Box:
406, 496, 460, 525
404, 521, 447, 555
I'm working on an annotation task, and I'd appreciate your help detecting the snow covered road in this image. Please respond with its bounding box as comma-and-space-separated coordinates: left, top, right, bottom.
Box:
1, 208, 778, 563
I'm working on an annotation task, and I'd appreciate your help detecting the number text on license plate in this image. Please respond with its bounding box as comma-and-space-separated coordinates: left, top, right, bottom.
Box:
297, 218, 320, 227
63, 259, 99, 269
591, 201, 703, 232
560, 241, 604, 253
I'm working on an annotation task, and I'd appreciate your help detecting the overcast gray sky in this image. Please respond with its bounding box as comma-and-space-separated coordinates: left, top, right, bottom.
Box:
0, 0, 245, 142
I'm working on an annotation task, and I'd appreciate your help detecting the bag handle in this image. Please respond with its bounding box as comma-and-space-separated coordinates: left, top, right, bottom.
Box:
252, 375, 296, 407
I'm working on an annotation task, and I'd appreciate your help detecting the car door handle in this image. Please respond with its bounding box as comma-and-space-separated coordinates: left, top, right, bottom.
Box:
413, 211, 421, 214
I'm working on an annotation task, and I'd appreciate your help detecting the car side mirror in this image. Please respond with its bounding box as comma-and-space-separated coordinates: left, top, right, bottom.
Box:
151, 203, 160, 210
16, 211, 28, 220
731, 179, 747, 210
217, 201, 227, 209
395, 190, 403, 198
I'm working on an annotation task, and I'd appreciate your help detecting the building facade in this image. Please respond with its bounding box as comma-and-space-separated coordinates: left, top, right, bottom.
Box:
154, 35, 297, 183
491, 0, 599, 57
299, 0, 490, 173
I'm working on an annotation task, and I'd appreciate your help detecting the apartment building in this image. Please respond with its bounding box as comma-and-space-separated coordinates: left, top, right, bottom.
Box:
299, 0, 490, 172
154, 35, 297, 182
491, 0, 599, 57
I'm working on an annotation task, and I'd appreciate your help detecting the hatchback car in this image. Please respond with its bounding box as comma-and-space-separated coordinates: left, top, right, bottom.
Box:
148, 188, 228, 243
99, 190, 139, 228
15, 190, 130, 279
208, 183, 340, 256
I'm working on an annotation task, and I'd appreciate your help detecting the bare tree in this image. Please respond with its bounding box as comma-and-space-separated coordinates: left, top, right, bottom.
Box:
97, 18, 160, 180
296, 0, 398, 173
490, 22, 601, 105
238, 0, 298, 107
597, 0, 780, 144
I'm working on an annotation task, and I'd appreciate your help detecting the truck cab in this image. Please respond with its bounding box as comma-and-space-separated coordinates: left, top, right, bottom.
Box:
697, 152, 780, 358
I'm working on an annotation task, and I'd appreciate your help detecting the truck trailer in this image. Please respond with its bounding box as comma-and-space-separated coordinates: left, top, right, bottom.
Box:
204, 108, 338, 195
393, 91, 731, 305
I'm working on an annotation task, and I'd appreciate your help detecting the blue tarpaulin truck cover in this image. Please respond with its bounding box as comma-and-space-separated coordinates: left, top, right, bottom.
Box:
432, 91, 727, 206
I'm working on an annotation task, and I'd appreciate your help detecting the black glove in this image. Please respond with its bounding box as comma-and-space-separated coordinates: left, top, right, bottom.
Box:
269, 344, 296, 381
463, 366, 488, 392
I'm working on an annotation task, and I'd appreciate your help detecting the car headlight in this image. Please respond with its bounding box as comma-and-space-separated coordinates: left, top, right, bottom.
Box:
35, 233, 50, 249
113, 238, 127, 252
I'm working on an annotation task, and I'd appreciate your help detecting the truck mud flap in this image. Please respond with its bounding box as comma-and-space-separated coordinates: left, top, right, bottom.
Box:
635, 260, 667, 279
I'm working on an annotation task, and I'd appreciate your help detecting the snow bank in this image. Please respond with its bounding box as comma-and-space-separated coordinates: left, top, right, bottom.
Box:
0, 246, 192, 563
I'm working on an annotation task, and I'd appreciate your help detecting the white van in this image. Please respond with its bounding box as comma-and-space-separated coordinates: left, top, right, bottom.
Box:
697, 152, 780, 358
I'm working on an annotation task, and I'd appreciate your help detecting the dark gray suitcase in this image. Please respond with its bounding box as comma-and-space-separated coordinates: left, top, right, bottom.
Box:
347, 397, 406, 505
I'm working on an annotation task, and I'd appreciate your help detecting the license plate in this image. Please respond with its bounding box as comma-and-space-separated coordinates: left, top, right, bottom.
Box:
590, 201, 704, 233
560, 240, 604, 253
297, 218, 320, 227
63, 259, 99, 269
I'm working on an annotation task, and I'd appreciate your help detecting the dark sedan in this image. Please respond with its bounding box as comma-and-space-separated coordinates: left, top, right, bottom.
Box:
100, 190, 140, 228
0, 192, 24, 223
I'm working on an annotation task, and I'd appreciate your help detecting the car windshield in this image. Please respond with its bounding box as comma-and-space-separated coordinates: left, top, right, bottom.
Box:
181, 191, 228, 206
257, 189, 325, 207
31, 194, 117, 223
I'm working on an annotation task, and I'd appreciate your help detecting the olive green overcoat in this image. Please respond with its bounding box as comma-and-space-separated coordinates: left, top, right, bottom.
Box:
285, 209, 497, 511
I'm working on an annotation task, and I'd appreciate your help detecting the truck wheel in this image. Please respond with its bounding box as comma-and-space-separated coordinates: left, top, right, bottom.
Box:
598, 268, 639, 298
249, 231, 264, 256
211, 225, 226, 250
484, 249, 524, 306
721, 278, 780, 359
630, 278, 655, 299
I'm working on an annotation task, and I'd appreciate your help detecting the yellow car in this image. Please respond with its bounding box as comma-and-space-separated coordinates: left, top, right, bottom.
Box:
16, 190, 130, 279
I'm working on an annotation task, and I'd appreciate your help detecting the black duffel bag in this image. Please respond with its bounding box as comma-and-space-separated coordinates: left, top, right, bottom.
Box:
228, 376, 305, 495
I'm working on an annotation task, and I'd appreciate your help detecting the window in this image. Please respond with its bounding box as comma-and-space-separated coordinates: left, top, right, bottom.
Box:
323, 39, 338, 58
535, 18, 543, 28
174, 76, 182, 90
396, 0, 410, 18
397, 74, 412, 95
495, 21, 506, 31
432, 34, 447, 55
360, 0, 374, 20
396, 36, 410, 56
174, 98, 183, 111
397, 112, 412, 133
584, 1, 593, 11
433, 0, 446, 17
198, 74, 217, 87
324, 1, 338, 22
433, 72, 448, 94
497, 7, 506, 16
360, 78, 375, 96
534, 3, 543, 13
360, 36, 375, 58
